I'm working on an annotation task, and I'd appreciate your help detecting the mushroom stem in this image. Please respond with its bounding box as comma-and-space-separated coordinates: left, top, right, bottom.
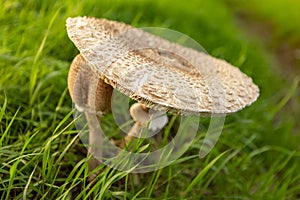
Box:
85, 112, 102, 173
125, 122, 143, 144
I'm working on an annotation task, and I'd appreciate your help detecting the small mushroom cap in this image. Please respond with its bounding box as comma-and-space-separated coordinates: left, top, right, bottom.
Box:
130, 103, 168, 131
130, 103, 149, 123
66, 16, 259, 114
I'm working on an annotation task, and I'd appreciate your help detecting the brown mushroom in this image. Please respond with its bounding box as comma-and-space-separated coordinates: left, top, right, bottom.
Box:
66, 16, 259, 175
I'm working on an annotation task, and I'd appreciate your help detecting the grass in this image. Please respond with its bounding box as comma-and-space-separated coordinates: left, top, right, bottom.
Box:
227, 0, 300, 45
1, 0, 300, 199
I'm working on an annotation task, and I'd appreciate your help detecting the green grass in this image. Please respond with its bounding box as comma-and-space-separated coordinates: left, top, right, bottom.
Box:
1, 0, 300, 199
227, 0, 300, 44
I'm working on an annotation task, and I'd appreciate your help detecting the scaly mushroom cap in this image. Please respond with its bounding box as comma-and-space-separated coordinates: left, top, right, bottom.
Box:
66, 16, 259, 114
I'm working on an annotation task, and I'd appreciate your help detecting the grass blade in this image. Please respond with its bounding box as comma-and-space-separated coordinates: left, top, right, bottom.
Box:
0, 92, 7, 123
184, 151, 228, 195
0, 107, 19, 148
29, 8, 61, 101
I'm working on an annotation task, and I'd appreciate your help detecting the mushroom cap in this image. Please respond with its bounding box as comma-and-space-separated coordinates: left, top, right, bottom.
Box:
130, 103, 150, 123
66, 16, 259, 115
130, 103, 168, 132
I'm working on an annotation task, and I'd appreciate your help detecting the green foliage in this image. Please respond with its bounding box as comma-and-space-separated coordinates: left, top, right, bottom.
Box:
1, 0, 299, 199
228, 0, 300, 44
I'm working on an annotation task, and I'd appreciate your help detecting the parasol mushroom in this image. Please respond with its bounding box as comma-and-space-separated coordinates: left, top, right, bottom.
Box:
66, 16, 259, 174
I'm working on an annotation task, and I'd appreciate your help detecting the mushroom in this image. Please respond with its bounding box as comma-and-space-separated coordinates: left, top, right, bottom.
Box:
125, 102, 168, 145
126, 102, 150, 144
68, 54, 113, 170
66, 17, 259, 174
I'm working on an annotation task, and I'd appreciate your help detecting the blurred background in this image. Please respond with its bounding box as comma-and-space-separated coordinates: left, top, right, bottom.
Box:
0, 0, 299, 199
